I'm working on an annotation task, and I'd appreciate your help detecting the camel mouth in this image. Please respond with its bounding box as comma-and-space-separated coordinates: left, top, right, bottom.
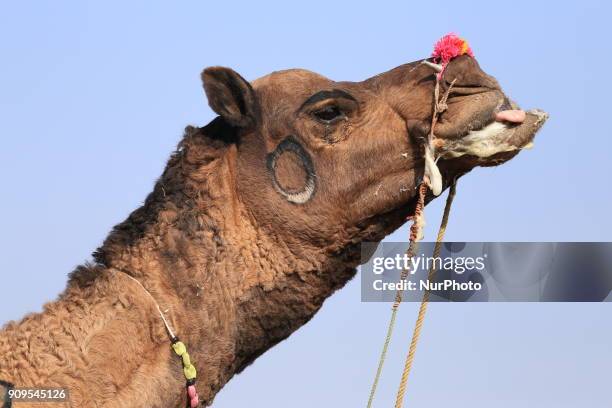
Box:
436, 107, 549, 165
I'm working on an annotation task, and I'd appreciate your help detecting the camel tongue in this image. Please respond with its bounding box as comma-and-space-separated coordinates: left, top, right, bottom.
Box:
496, 109, 526, 124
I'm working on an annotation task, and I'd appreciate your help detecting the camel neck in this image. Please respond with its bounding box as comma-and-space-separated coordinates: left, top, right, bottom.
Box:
0, 266, 187, 407
0, 127, 357, 406
111, 267, 177, 340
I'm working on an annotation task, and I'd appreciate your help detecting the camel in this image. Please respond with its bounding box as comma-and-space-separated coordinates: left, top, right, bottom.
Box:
0, 54, 547, 407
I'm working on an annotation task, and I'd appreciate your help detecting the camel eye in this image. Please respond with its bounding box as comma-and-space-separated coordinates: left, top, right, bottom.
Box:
312, 105, 344, 123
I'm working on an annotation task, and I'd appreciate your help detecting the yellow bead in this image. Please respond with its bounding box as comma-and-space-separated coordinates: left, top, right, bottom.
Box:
184, 364, 197, 380
182, 352, 191, 367
172, 341, 187, 356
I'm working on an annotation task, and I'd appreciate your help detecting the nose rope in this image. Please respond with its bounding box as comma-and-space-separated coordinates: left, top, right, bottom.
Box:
423, 76, 456, 198
393, 180, 456, 408
366, 36, 464, 407
365, 183, 428, 408
365, 180, 457, 408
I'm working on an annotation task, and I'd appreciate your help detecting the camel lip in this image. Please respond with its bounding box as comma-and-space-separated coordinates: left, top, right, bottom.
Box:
462, 98, 525, 134
500, 108, 548, 148
435, 108, 548, 161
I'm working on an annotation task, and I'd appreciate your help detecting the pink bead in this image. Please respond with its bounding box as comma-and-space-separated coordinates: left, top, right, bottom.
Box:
187, 385, 197, 399
190, 395, 199, 407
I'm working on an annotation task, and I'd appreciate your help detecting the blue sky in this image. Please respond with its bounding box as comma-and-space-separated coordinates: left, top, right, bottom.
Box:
0, 1, 610, 407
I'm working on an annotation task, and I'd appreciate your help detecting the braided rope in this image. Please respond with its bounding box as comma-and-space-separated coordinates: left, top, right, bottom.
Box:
366, 304, 399, 408
393, 180, 457, 408
367, 72, 457, 407
366, 184, 427, 408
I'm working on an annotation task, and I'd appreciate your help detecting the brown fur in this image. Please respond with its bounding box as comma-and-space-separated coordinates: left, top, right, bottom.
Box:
0, 56, 541, 407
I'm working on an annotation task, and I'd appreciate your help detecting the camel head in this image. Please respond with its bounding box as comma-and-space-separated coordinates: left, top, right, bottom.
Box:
202, 55, 547, 258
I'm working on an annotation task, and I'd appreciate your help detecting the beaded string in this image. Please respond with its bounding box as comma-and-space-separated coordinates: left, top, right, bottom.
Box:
171, 338, 200, 408
114, 270, 200, 407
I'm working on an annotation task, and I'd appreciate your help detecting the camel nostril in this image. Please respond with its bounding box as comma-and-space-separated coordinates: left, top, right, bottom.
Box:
499, 98, 513, 112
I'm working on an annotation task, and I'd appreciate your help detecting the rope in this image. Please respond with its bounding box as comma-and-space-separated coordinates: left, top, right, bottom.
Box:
113, 269, 177, 340
366, 304, 398, 408
366, 184, 427, 408
393, 180, 457, 408
367, 72, 457, 408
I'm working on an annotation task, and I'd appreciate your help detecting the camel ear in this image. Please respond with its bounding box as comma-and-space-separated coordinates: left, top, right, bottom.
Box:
202, 67, 258, 128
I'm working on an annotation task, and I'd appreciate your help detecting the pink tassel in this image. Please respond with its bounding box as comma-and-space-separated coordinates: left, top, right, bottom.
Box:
190, 395, 199, 408
187, 385, 197, 399
431, 33, 475, 79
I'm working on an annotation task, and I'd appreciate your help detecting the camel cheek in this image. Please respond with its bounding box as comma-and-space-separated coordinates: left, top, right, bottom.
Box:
275, 151, 308, 193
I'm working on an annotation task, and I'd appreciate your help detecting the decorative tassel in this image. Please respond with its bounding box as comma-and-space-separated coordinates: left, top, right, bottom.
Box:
430, 33, 474, 79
